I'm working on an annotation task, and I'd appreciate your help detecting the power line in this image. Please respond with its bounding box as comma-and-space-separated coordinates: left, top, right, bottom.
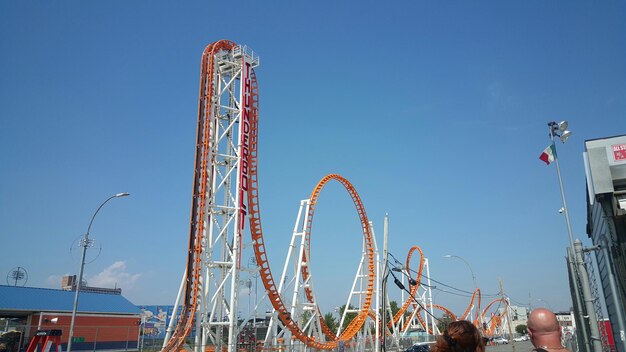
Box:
387, 262, 441, 322
388, 252, 500, 297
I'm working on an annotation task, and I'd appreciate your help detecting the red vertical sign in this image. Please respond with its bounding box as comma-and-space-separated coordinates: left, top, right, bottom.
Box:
237, 55, 252, 268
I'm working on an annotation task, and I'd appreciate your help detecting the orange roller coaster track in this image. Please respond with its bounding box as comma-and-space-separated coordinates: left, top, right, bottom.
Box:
391, 246, 424, 330
460, 288, 482, 324
480, 298, 510, 337
300, 174, 376, 342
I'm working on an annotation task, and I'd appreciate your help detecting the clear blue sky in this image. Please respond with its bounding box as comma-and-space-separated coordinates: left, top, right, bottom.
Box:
1, 1, 625, 317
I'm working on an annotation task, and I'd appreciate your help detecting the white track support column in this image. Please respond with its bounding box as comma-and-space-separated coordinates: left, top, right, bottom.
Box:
423, 259, 437, 336
164, 273, 186, 348
338, 221, 379, 352
288, 215, 308, 352
337, 239, 367, 336
367, 220, 380, 352
265, 199, 322, 350
385, 291, 401, 349
373, 222, 381, 352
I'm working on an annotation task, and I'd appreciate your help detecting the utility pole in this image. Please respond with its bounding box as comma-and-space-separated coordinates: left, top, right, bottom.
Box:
574, 240, 603, 352
381, 213, 389, 352
567, 248, 591, 352
499, 278, 516, 352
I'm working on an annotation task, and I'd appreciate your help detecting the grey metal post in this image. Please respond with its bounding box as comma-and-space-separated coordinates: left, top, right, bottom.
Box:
600, 236, 626, 352
568, 248, 590, 352
67, 240, 89, 352
574, 240, 603, 352
381, 213, 389, 352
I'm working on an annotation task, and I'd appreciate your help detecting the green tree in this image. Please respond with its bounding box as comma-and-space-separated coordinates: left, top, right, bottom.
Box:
300, 311, 312, 326
437, 313, 454, 333
324, 312, 338, 333
390, 300, 400, 317
515, 324, 527, 334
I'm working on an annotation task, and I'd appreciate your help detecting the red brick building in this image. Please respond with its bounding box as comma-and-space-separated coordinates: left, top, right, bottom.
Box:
0, 285, 141, 352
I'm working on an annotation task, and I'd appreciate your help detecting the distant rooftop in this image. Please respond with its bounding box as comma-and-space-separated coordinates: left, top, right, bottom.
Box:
0, 285, 141, 315
61, 275, 122, 295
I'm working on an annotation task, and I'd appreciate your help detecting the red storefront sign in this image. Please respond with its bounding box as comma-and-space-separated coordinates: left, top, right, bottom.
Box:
613, 143, 626, 161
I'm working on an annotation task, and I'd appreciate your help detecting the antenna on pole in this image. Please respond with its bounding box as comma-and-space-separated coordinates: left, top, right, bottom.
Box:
499, 278, 516, 352
6, 267, 28, 286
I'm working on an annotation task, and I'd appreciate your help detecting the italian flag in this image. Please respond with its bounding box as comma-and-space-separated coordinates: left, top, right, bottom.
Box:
540, 144, 557, 165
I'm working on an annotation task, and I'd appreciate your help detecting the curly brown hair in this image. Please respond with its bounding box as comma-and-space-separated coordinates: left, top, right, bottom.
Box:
431, 321, 485, 352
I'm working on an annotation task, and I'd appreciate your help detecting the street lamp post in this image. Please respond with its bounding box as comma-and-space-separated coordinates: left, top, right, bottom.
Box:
443, 254, 480, 327
66, 192, 130, 352
443, 254, 477, 289
534, 298, 553, 310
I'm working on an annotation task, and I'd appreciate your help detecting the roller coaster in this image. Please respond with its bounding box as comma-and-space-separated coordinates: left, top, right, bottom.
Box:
160, 40, 515, 352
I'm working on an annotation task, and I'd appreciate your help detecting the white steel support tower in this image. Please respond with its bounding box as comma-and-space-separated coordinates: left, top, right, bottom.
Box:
200, 45, 259, 352
399, 258, 435, 337
264, 199, 325, 351
337, 222, 380, 352
424, 259, 438, 335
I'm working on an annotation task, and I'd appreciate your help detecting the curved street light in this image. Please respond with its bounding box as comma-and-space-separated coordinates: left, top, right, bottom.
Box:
67, 193, 130, 352
443, 254, 477, 289
443, 254, 483, 328
535, 298, 553, 310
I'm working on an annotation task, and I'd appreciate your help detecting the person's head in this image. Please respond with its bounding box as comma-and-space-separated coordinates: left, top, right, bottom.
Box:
432, 320, 485, 352
527, 308, 562, 347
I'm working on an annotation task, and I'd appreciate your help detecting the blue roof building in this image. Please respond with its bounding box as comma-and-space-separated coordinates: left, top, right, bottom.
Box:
0, 285, 141, 352
0, 285, 141, 316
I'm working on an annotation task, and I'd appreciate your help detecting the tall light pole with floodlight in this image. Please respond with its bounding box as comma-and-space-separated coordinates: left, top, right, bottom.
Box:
67, 192, 130, 352
546, 121, 602, 352
547, 121, 575, 251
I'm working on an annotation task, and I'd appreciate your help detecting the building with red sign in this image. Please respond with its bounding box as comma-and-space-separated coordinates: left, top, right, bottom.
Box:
584, 134, 626, 352
0, 285, 141, 352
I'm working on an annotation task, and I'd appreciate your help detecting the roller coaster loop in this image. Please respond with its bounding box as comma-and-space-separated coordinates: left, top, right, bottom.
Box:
300, 174, 376, 342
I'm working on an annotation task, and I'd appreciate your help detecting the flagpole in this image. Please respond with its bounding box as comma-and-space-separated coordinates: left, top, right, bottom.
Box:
548, 129, 576, 251
546, 121, 602, 352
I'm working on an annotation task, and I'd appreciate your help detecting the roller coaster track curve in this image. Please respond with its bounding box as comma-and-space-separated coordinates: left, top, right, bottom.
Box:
481, 298, 510, 337
391, 246, 424, 330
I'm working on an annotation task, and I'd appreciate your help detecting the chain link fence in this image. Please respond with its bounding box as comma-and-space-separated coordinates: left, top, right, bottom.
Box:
0, 325, 139, 352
